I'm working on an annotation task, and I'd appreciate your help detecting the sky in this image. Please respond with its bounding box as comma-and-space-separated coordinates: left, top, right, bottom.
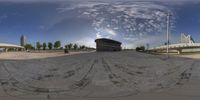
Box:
0, 0, 200, 48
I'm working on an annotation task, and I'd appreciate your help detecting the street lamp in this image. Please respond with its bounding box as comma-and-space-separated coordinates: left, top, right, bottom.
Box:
166, 12, 170, 58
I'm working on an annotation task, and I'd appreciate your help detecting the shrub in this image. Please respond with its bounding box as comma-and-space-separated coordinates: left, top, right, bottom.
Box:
136, 46, 145, 52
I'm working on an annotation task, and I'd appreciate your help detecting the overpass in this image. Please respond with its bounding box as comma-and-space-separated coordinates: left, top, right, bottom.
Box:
149, 43, 200, 54
149, 33, 200, 54
0, 43, 24, 52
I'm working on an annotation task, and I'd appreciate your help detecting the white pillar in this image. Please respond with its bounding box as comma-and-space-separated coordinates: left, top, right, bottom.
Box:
177, 49, 182, 54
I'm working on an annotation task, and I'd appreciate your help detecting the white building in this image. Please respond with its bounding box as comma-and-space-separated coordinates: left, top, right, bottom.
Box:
181, 33, 195, 44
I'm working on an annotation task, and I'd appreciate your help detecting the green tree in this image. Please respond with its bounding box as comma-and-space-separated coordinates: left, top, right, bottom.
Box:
80, 45, 86, 50
24, 44, 33, 50
65, 43, 73, 50
36, 42, 41, 50
43, 42, 46, 50
54, 41, 61, 49
65, 45, 68, 49
48, 42, 53, 50
68, 43, 73, 50
136, 46, 145, 52
73, 44, 78, 50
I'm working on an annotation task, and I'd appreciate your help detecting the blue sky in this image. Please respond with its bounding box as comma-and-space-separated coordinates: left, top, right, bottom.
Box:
0, 0, 200, 48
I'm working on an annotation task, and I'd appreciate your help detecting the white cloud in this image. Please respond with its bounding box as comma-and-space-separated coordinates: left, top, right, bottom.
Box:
96, 32, 102, 38
123, 34, 166, 49
0, 15, 7, 19
0, 0, 62, 2
56, 2, 108, 13
55, 1, 178, 48
0, 15, 7, 23
39, 25, 45, 29
0, 0, 198, 2
94, 28, 117, 39
75, 37, 96, 48
82, 12, 90, 15
105, 28, 117, 36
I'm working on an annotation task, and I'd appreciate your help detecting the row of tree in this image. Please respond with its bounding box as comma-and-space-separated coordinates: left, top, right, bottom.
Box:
24, 41, 61, 50
64, 43, 87, 50
36, 41, 61, 50
24, 41, 92, 51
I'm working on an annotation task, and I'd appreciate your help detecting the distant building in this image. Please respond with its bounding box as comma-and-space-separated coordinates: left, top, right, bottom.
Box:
20, 35, 27, 46
95, 38, 122, 51
181, 33, 195, 44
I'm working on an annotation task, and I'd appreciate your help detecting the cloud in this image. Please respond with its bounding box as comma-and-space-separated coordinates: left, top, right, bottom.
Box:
123, 34, 166, 48
75, 37, 96, 48
56, 2, 108, 13
0, 0, 198, 2
0, 15, 7, 19
56, 1, 177, 48
94, 28, 117, 39
0, 15, 7, 23
0, 0, 70, 2
106, 28, 117, 36
96, 32, 102, 38
39, 25, 45, 29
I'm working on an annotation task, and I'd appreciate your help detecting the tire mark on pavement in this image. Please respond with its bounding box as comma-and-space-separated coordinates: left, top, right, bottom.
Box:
69, 59, 98, 90
101, 58, 129, 87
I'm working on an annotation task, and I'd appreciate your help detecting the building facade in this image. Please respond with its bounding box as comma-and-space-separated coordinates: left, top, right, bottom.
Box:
95, 38, 122, 51
20, 35, 27, 46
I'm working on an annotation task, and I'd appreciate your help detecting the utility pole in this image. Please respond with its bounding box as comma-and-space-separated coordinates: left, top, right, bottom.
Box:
166, 12, 170, 58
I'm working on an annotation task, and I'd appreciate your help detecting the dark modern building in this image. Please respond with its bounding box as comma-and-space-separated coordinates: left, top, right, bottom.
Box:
95, 38, 122, 51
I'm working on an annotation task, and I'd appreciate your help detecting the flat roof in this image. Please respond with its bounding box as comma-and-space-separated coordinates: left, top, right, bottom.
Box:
95, 38, 122, 44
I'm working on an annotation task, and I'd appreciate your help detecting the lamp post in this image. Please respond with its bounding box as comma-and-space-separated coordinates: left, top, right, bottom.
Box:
166, 12, 170, 58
